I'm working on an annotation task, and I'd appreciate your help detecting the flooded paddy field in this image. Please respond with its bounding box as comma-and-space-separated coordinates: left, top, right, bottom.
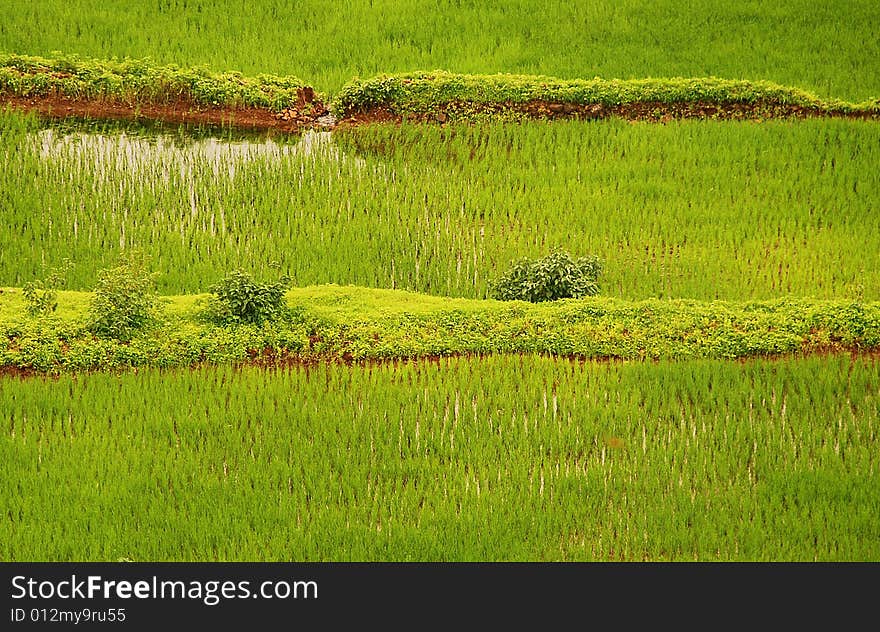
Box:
2, 111, 878, 299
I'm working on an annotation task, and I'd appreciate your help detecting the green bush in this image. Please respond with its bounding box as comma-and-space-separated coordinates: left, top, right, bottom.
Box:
87, 256, 158, 341
490, 251, 602, 302
206, 270, 291, 326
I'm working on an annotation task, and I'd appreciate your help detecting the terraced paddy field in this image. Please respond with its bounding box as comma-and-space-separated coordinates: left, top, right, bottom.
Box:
1, 1, 878, 563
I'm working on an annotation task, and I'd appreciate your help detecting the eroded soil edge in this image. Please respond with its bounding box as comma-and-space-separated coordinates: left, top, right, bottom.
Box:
1, 91, 332, 133
4, 92, 879, 134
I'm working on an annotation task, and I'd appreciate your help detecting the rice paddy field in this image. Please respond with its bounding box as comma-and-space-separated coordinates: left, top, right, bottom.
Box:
1, 1, 879, 562
1, 0, 878, 100
2, 114, 878, 299
3, 356, 879, 561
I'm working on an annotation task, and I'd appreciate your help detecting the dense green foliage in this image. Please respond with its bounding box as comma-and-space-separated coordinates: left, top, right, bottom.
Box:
2, 355, 877, 561
0, 53, 309, 110
2, 111, 877, 300
0, 285, 877, 372
334, 72, 880, 117
86, 256, 158, 341
206, 269, 292, 325
491, 252, 602, 302
0, 1, 878, 100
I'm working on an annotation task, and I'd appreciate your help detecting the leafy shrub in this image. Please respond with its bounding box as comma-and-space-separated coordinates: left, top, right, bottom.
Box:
87, 256, 158, 341
490, 251, 602, 302
22, 259, 72, 317
206, 270, 291, 326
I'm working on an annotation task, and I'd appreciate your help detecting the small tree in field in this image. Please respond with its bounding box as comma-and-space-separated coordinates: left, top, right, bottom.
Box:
490, 251, 602, 302
87, 255, 158, 341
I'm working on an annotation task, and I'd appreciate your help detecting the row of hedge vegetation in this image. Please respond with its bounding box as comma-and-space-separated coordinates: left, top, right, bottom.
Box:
3, 52, 879, 120
0, 53, 311, 111
1, 284, 877, 373
333, 71, 880, 117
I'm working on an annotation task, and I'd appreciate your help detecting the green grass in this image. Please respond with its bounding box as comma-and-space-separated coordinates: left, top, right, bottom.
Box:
2, 110, 878, 300
0, 1, 877, 100
2, 354, 877, 561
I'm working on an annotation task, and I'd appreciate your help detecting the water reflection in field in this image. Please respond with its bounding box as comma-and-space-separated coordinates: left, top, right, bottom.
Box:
37, 124, 339, 180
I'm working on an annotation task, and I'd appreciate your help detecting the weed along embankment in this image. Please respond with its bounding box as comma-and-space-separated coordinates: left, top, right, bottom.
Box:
333, 71, 880, 124
3, 54, 879, 132
1, 285, 879, 375
0, 53, 333, 132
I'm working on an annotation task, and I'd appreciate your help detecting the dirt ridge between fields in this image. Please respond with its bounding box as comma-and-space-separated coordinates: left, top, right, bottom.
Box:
5, 91, 879, 134
1, 91, 333, 133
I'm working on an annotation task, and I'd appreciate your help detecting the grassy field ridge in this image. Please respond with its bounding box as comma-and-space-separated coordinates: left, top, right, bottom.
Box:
1, 285, 878, 373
